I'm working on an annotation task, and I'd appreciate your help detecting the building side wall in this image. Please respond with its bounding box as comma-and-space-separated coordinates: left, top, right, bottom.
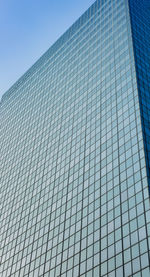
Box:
128, 0, 150, 188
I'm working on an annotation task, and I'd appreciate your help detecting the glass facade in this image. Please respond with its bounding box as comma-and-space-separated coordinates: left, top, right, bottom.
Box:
0, 0, 150, 276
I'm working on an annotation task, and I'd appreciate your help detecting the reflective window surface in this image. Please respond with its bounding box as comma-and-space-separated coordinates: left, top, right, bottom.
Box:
0, 0, 150, 276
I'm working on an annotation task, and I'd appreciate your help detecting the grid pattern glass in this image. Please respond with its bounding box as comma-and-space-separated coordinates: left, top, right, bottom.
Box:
0, 0, 150, 276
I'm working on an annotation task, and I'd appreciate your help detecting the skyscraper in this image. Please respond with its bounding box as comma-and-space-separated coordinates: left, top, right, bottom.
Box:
0, 0, 150, 276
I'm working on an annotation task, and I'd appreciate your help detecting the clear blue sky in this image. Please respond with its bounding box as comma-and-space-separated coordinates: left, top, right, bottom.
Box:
0, 0, 94, 100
